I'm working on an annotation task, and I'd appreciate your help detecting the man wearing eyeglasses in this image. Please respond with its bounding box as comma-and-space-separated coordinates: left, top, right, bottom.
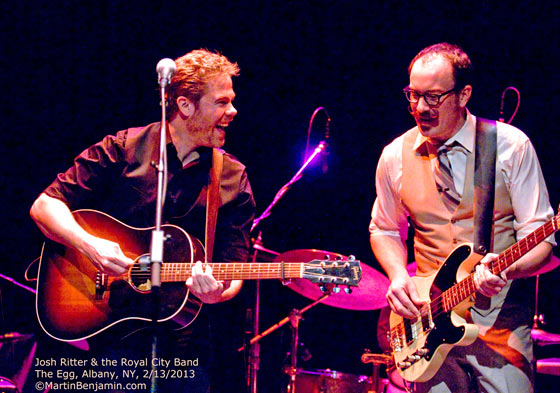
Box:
370, 42, 555, 392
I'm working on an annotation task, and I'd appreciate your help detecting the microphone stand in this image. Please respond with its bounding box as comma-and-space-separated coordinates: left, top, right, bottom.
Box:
149, 72, 172, 393
251, 141, 327, 232
246, 140, 327, 393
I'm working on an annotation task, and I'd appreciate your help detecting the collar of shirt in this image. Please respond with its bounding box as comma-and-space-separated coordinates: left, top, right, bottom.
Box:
182, 151, 201, 169
167, 143, 212, 173
411, 111, 477, 196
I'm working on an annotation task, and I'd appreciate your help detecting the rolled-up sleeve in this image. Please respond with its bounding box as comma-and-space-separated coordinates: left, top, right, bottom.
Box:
44, 133, 126, 210
369, 140, 409, 240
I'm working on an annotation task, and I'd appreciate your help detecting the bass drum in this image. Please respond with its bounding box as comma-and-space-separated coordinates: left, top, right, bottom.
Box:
293, 369, 372, 393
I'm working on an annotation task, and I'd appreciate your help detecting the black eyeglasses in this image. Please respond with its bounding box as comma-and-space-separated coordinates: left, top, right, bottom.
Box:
403, 86, 457, 107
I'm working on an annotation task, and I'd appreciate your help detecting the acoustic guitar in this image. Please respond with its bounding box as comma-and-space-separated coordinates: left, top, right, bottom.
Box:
36, 209, 362, 341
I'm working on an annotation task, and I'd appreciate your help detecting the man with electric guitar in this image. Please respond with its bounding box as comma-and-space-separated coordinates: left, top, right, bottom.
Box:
30, 49, 256, 392
370, 43, 557, 392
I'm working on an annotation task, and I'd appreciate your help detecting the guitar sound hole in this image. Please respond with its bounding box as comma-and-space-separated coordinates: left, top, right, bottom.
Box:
129, 254, 153, 292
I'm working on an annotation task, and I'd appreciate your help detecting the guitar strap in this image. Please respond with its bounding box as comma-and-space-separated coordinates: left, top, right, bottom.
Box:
205, 148, 223, 263
473, 118, 497, 255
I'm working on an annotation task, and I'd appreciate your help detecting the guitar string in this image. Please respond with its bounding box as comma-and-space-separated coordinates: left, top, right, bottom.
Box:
129, 263, 304, 280
392, 216, 558, 345
128, 262, 355, 281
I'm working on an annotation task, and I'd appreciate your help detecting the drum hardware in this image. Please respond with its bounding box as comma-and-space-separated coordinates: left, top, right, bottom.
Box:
285, 368, 372, 393
361, 350, 392, 393
239, 291, 330, 393
532, 264, 560, 347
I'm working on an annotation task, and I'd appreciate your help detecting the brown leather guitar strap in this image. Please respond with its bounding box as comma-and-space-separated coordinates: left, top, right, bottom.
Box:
205, 148, 223, 263
473, 117, 497, 255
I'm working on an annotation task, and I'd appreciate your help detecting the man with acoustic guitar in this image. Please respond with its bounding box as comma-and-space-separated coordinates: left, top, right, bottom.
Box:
30, 49, 255, 392
370, 42, 556, 392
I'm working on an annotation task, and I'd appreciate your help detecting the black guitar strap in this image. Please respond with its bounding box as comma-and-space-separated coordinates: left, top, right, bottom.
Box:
473, 118, 497, 255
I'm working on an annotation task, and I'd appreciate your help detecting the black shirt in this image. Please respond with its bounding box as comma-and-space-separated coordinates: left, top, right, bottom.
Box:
44, 122, 255, 263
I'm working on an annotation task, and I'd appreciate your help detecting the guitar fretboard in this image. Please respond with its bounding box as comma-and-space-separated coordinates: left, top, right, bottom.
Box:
131, 262, 304, 282
439, 213, 560, 313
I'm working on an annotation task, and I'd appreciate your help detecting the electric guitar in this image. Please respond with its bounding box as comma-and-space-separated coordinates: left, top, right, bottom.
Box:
36, 209, 362, 342
388, 211, 560, 382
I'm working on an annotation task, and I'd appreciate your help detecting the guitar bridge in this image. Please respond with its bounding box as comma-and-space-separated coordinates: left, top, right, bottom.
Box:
95, 271, 108, 300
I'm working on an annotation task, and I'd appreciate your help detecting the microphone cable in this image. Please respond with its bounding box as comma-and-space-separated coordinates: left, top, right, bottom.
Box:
499, 86, 520, 124
303, 106, 331, 164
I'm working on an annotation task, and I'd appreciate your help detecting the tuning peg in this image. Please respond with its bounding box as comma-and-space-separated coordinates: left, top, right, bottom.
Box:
345, 287, 352, 294
332, 287, 341, 294
320, 285, 327, 293
348, 255, 356, 261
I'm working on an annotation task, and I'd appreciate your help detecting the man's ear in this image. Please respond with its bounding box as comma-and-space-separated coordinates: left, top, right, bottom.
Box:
458, 85, 472, 108
176, 96, 195, 118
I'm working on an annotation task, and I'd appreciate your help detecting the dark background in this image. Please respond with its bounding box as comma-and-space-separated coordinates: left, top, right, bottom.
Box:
1, 1, 559, 392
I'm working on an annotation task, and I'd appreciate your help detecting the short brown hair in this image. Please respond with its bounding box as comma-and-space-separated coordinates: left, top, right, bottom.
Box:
408, 42, 473, 90
167, 49, 240, 117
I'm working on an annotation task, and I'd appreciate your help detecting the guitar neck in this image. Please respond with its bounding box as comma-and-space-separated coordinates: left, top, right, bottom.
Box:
159, 262, 304, 282
442, 213, 559, 311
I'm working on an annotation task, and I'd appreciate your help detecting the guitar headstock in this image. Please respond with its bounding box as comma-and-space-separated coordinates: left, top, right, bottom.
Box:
302, 256, 362, 287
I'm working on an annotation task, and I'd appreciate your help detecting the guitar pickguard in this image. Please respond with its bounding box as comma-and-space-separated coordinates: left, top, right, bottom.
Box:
389, 243, 480, 382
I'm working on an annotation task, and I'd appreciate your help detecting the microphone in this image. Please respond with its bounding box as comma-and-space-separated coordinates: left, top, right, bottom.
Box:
321, 117, 331, 174
156, 58, 177, 88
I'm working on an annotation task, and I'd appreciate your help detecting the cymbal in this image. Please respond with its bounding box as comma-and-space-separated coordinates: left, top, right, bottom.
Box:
0, 332, 33, 342
531, 328, 560, 346
253, 242, 280, 256
274, 249, 390, 310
